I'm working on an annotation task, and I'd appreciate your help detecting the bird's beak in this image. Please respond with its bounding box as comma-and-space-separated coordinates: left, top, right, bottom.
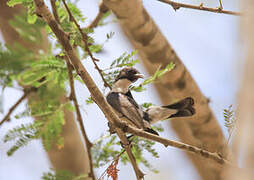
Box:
134, 73, 144, 79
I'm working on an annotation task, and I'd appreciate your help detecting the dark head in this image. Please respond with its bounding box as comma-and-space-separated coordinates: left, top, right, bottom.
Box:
115, 67, 144, 83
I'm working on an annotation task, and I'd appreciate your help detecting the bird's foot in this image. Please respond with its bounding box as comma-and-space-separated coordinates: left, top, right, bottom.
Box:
107, 122, 116, 134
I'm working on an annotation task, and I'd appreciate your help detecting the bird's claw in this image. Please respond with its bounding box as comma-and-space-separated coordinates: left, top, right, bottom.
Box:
107, 122, 116, 134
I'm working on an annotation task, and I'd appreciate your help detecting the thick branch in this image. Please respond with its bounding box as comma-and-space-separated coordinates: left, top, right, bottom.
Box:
65, 58, 95, 180
0, 88, 35, 126
116, 121, 232, 166
33, 0, 143, 179
157, 0, 240, 16
61, 0, 111, 89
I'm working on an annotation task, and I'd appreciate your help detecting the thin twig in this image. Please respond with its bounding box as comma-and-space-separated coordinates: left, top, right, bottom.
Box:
88, 2, 109, 29
62, 0, 111, 89
34, 1, 143, 179
115, 121, 234, 166
0, 88, 35, 127
65, 57, 95, 180
219, 0, 223, 10
157, 0, 241, 16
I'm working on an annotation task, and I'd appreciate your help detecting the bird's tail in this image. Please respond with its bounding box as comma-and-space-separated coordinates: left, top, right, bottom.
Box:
145, 128, 159, 136
163, 97, 195, 118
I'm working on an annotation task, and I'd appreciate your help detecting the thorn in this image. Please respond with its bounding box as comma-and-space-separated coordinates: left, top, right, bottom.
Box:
206, 97, 211, 103
108, 122, 116, 134
217, 7, 223, 12
120, 139, 131, 149
172, 4, 180, 11
94, 58, 100, 62
35, 11, 43, 18
69, 16, 75, 22
69, 92, 74, 101
199, 3, 204, 9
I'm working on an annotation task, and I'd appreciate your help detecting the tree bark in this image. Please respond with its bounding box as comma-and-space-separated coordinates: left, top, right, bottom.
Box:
224, 0, 254, 179
0, 2, 90, 176
103, 0, 230, 179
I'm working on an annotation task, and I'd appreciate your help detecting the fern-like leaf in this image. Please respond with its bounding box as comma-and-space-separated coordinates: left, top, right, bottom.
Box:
223, 105, 236, 144
3, 122, 43, 156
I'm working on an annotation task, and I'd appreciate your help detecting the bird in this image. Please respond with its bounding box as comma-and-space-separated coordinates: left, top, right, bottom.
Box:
106, 67, 195, 135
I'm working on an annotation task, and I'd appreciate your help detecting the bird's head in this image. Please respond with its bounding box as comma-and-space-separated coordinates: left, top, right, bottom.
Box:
115, 67, 144, 83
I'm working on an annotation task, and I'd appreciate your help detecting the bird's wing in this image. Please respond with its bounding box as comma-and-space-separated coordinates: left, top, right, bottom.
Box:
106, 92, 145, 129
125, 90, 135, 99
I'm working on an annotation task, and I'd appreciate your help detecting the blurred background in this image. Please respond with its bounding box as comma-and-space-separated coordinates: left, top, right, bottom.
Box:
0, 0, 241, 179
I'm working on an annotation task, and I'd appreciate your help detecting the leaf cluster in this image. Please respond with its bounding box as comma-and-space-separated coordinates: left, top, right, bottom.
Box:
3, 122, 43, 156
131, 62, 175, 92
0, 44, 34, 87
1, 47, 73, 155
7, 0, 38, 25
224, 105, 236, 143
92, 125, 163, 174
18, 55, 67, 88
42, 169, 88, 180
102, 51, 139, 87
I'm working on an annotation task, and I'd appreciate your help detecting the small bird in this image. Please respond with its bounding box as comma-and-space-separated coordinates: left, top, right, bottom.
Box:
106, 67, 195, 135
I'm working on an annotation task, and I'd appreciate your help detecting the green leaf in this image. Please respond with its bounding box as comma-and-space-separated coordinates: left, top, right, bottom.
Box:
85, 97, 94, 105
27, 13, 37, 24
132, 62, 175, 91
89, 44, 102, 53
141, 102, 153, 108
42, 170, 75, 180
4, 122, 43, 156
7, 0, 32, 7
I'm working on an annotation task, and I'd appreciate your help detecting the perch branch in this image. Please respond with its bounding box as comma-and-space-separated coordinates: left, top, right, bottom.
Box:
157, 0, 241, 16
115, 121, 233, 166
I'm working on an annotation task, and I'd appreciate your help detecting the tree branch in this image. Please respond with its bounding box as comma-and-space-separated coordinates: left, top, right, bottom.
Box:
115, 121, 233, 166
0, 88, 35, 127
61, 0, 111, 89
88, 2, 109, 29
65, 57, 95, 180
34, 0, 143, 179
156, 0, 241, 16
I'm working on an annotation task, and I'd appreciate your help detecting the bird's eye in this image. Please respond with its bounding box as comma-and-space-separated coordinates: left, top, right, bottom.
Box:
128, 69, 137, 75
